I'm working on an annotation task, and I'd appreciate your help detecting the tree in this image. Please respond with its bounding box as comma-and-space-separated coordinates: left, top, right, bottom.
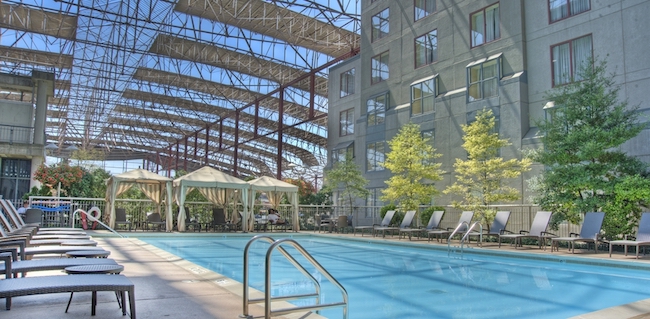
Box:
322, 154, 369, 212
530, 58, 648, 236
381, 123, 444, 212
444, 109, 531, 229
284, 177, 318, 205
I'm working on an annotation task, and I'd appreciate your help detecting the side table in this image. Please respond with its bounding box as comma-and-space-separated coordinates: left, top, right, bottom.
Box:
64, 264, 125, 315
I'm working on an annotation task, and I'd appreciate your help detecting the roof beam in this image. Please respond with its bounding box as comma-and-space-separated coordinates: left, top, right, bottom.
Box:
0, 4, 77, 40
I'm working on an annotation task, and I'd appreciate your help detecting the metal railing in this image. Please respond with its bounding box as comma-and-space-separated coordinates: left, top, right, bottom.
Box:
460, 222, 483, 251
242, 235, 348, 319
0, 124, 34, 144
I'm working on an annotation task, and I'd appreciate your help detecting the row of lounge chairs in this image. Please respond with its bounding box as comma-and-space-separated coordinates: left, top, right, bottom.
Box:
0, 199, 137, 317
351, 208, 650, 257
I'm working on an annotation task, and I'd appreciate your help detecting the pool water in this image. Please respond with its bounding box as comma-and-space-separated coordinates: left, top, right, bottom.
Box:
141, 235, 650, 318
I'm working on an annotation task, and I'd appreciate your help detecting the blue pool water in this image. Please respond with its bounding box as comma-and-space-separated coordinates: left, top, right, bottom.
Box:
141, 235, 650, 318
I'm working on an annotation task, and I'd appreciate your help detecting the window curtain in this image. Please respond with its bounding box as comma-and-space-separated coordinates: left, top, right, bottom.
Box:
485, 6, 499, 42
550, 0, 568, 21
553, 43, 570, 85
572, 36, 592, 81
570, 0, 590, 15
471, 13, 484, 46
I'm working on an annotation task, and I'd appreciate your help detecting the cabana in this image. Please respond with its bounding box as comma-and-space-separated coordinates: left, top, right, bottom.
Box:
105, 169, 173, 231
173, 166, 249, 232
248, 176, 300, 231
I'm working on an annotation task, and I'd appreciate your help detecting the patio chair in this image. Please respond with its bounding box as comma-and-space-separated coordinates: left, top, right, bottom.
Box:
211, 208, 232, 232
465, 211, 511, 245
374, 210, 416, 238
0, 239, 105, 259
550, 212, 605, 254
23, 209, 42, 225
1, 204, 86, 236
183, 206, 201, 232
609, 212, 650, 259
115, 208, 132, 232
427, 211, 474, 242
499, 211, 554, 249
314, 215, 333, 233
354, 210, 395, 236
145, 212, 165, 231
0, 213, 89, 242
335, 215, 353, 234
399, 210, 444, 241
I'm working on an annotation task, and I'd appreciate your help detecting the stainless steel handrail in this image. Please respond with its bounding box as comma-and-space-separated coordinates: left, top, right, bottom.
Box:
460, 221, 483, 250
241, 235, 322, 318
265, 238, 348, 319
447, 221, 470, 255
72, 208, 124, 238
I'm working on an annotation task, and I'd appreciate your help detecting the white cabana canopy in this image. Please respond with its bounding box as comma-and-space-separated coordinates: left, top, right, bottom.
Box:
105, 168, 173, 231
248, 176, 300, 231
173, 166, 249, 231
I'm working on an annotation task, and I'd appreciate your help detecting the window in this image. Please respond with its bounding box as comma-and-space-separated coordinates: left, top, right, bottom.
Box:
339, 108, 354, 136
340, 68, 355, 98
415, 0, 436, 21
371, 51, 389, 84
366, 141, 386, 172
332, 141, 354, 163
549, 0, 590, 22
470, 3, 500, 47
367, 92, 389, 126
552, 35, 592, 86
411, 77, 436, 116
0, 158, 31, 202
372, 8, 390, 42
467, 56, 501, 101
415, 30, 437, 68
366, 188, 385, 217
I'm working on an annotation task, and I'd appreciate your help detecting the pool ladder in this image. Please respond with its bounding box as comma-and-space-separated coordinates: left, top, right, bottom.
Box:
241, 235, 349, 319
447, 221, 482, 257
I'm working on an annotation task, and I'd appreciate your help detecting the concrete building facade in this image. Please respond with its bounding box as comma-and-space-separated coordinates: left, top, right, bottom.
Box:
327, 0, 650, 207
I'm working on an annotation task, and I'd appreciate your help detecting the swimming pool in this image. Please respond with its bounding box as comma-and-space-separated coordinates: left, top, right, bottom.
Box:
141, 235, 650, 318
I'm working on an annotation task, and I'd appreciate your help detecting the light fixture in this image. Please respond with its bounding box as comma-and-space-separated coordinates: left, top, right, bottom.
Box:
45, 143, 58, 150
66, 144, 79, 151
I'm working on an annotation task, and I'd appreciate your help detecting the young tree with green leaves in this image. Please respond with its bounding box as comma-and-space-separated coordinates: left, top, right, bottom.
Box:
444, 109, 531, 229
381, 123, 444, 213
322, 154, 369, 213
529, 58, 648, 237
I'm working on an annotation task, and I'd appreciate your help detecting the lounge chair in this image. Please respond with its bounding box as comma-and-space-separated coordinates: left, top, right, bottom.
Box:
314, 215, 332, 233
1, 205, 86, 236
465, 211, 511, 245
354, 210, 395, 236
0, 239, 105, 258
427, 211, 474, 242
1, 228, 95, 247
0, 272, 136, 318
0, 214, 91, 243
0, 247, 117, 278
399, 210, 444, 241
374, 210, 416, 238
499, 211, 554, 249
550, 212, 605, 254
609, 212, 650, 259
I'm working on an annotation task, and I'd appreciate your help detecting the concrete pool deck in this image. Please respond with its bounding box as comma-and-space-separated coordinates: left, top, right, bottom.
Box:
4, 230, 650, 319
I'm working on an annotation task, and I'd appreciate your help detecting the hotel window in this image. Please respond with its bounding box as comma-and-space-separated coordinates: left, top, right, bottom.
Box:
467, 55, 501, 102
366, 188, 385, 217
332, 141, 354, 163
340, 68, 355, 98
372, 8, 390, 42
552, 35, 592, 86
415, 30, 437, 68
339, 108, 354, 136
366, 141, 386, 172
549, 0, 590, 22
411, 77, 436, 116
367, 92, 389, 126
415, 0, 436, 21
371, 51, 389, 84
470, 3, 500, 48
0, 158, 31, 202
